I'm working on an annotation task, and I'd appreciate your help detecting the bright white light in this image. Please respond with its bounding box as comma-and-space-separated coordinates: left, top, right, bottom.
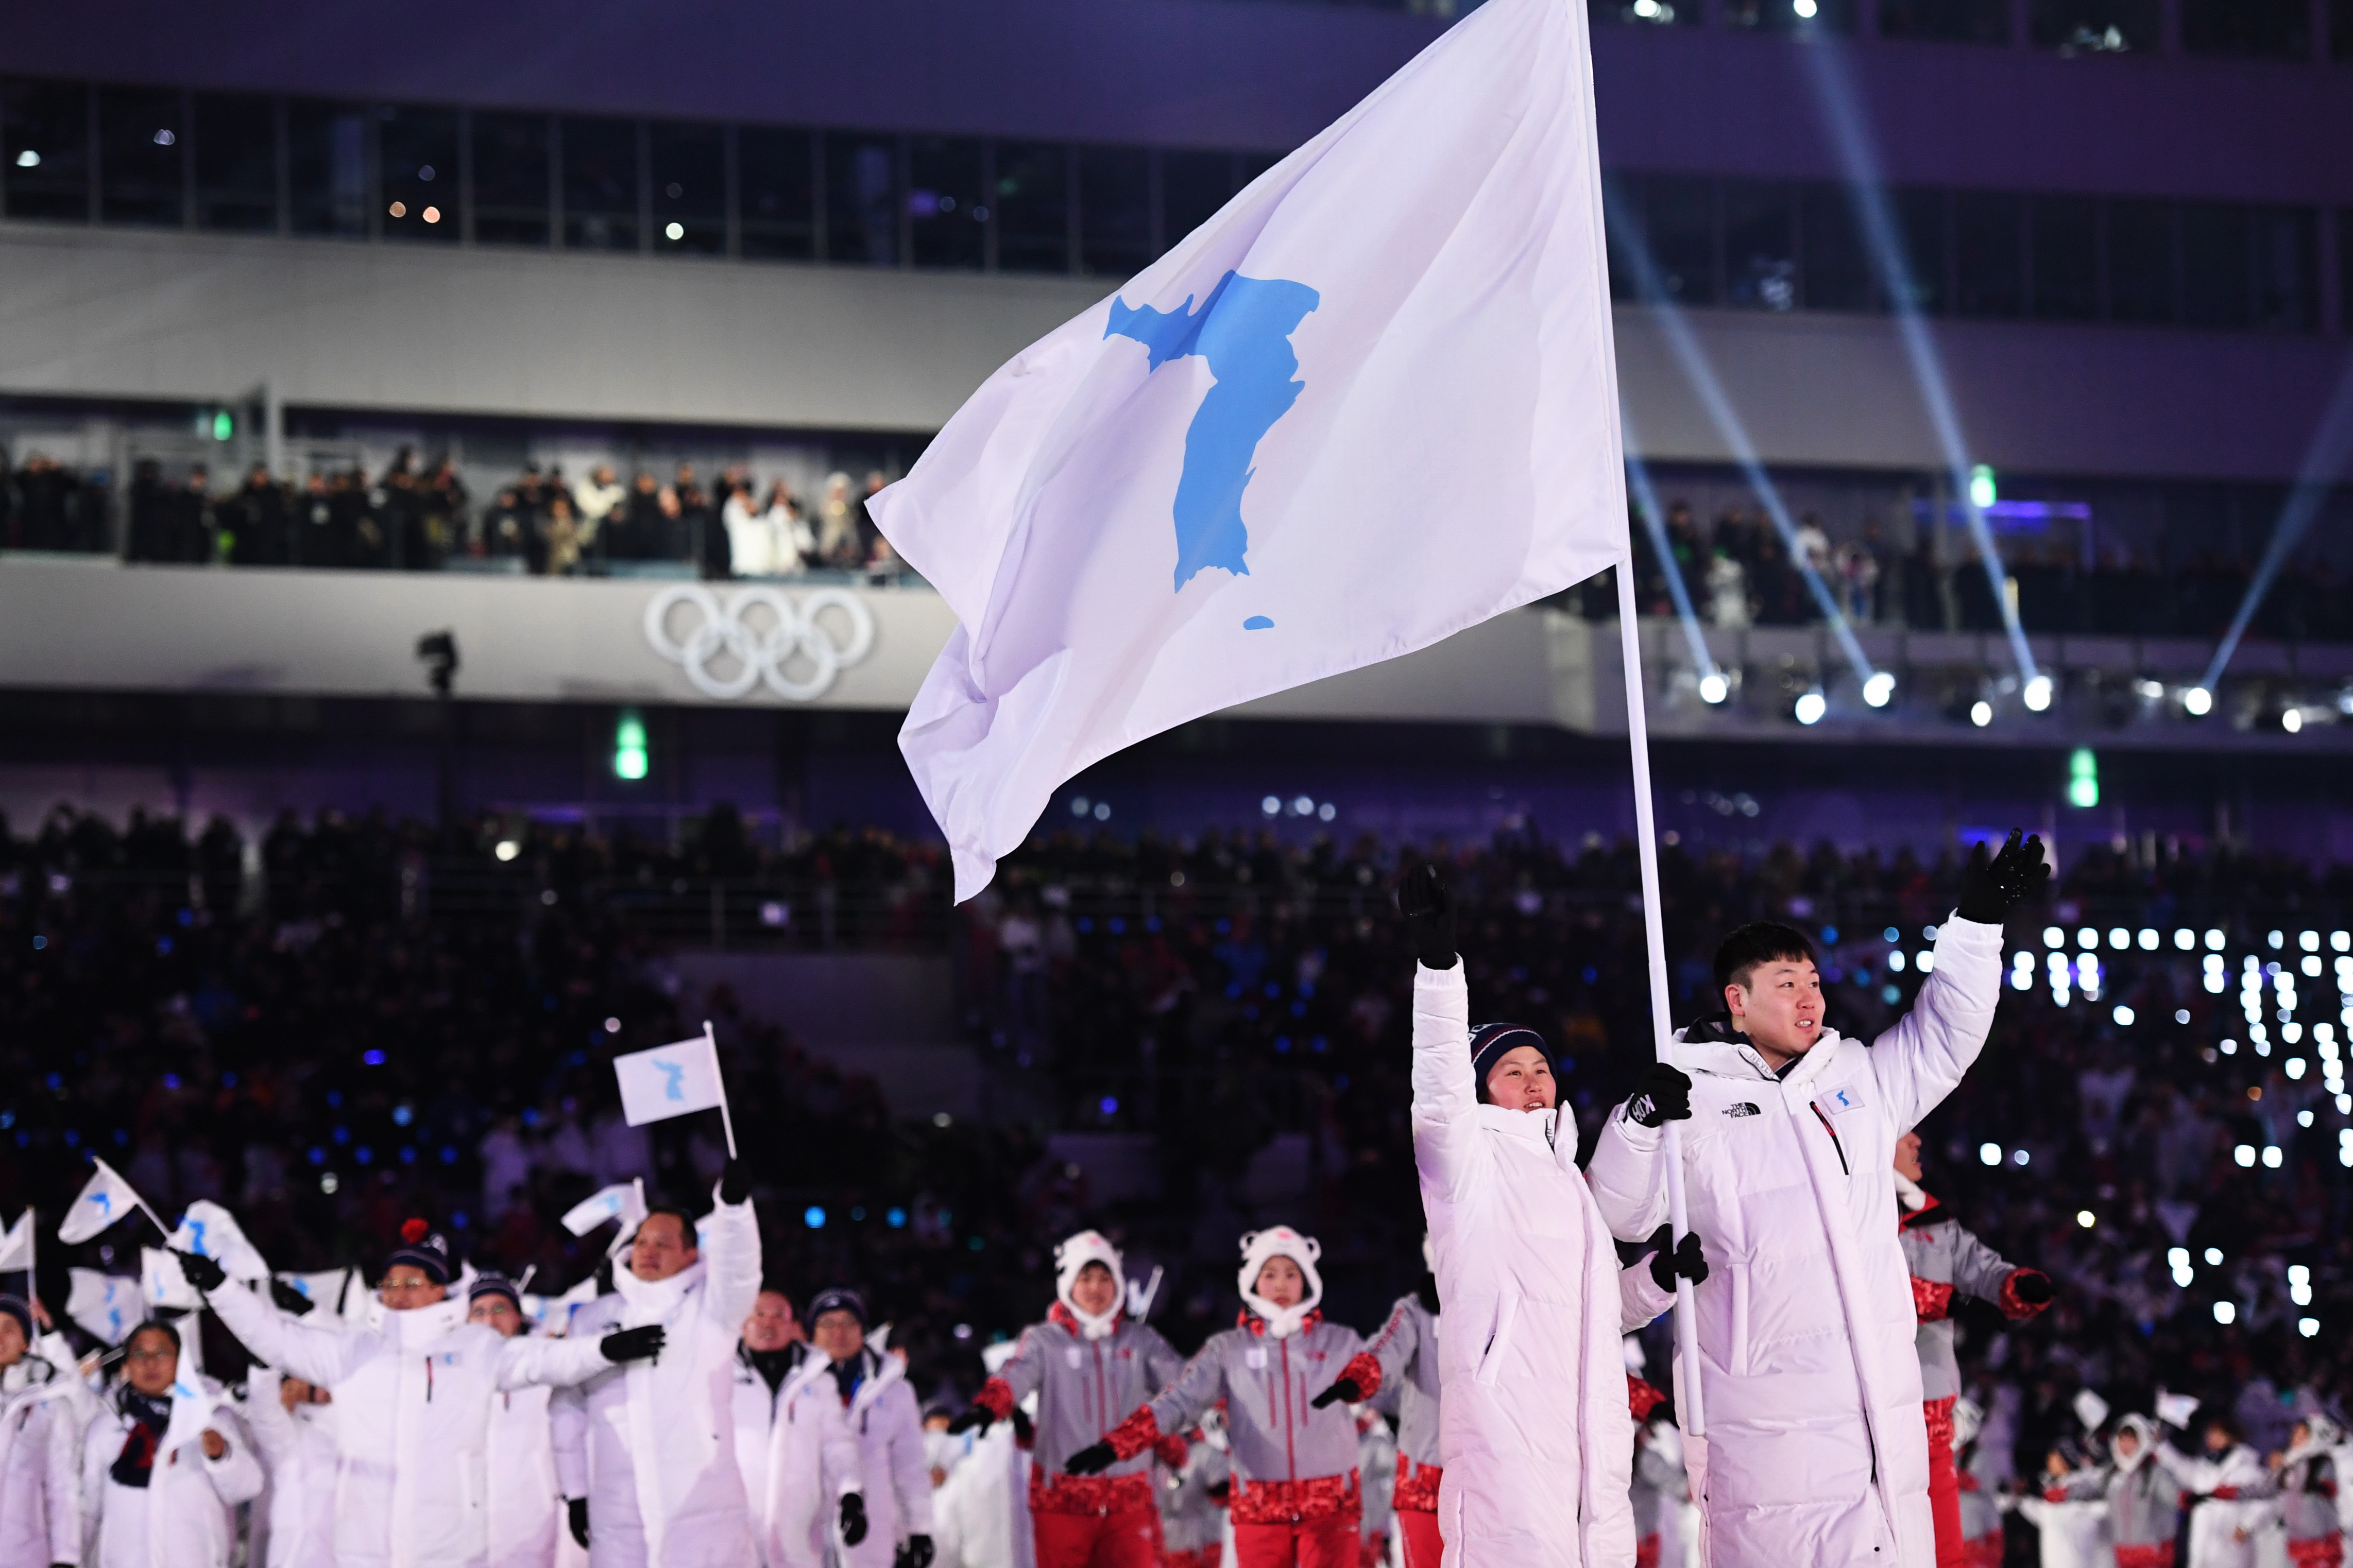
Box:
1633, 0, 1661, 14
1795, 690, 1827, 726
2283, 709, 2304, 734
152, 128, 176, 147
1699, 671, 1730, 704
2205, 1247, 2224, 1265
1261, 796, 1281, 816
1863, 671, 1895, 708
2173, 1265, 2195, 1287
2079, 928, 2098, 949
2291, 1264, 2311, 1286
2334, 933, 2349, 952
1888, 952, 1906, 973
2044, 926, 2065, 948
2205, 954, 2225, 974
2300, 931, 2320, 952
2175, 929, 2195, 950
2011, 1147, 2029, 1167
2175, 1010, 2190, 1024
2075, 1210, 2094, 1229
494, 839, 520, 862
2169, 1247, 2190, 1267
1969, 700, 1992, 728
2023, 675, 2053, 712
2112, 1006, 2134, 1026
2235, 1145, 2256, 1167
666, 221, 686, 241
2214, 1301, 2236, 1325
1318, 802, 1336, 822
2010, 969, 2032, 991
2301, 1317, 2321, 1337
1917, 953, 1935, 973
1291, 795, 1315, 816
2109, 928, 2129, 950
13, 150, 37, 169
1793, 0, 1818, 15
2184, 686, 2213, 716
2271, 931, 2285, 949
2138, 929, 2158, 951
2221, 1038, 2237, 1054
1978, 1143, 2001, 1166
2207, 929, 2226, 950
2263, 1145, 2283, 1167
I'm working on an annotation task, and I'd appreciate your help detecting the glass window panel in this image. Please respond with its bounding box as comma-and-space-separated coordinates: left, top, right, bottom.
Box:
649, 122, 723, 256
287, 99, 368, 237
1954, 191, 2024, 317
2028, 195, 2098, 320
193, 92, 275, 232
908, 135, 984, 270
2250, 206, 2316, 333
823, 131, 899, 265
471, 111, 549, 246
2106, 199, 2175, 323
995, 141, 1069, 274
4, 79, 92, 221
1879, 0, 2013, 42
98, 85, 182, 226
1078, 146, 1150, 279
1643, 175, 1718, 306
739, 125, 814, 261
1798, 184, 1871, 311
2029, 0, 2160, 50
1723, 180, 1796, 311
2182, 0, 2309, 57
1724, 0, 1858, 32
561, 116, 639, 252
2181, 203, 2250, 329
1161, 150, 1235, 251
1890, 187, 1949, 313
379, 105, 457, 243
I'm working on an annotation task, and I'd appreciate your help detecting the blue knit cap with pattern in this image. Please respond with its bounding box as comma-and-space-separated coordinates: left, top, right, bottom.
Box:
1470, 1023, 1553, 1099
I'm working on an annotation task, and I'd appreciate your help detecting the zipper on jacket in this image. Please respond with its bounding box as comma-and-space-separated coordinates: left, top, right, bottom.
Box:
425, 1355, 434, 1402
1808, 1102, 1850, 1176
1279, 1335, 1298, 1487
1093, 1339, 1111, 1440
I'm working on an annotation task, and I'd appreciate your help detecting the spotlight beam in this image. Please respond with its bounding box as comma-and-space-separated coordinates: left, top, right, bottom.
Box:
2196, 354, 2353, 694
1606, 196, 1882, 691
1797, 37, 2042, 689
1621, 406, 1723, 687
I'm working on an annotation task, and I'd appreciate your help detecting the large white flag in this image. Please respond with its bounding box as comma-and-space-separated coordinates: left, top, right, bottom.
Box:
275, 1268, 355, 1318
168, 1200, 270, 1282
142, 1247, 202, 1311
869, 0, 1626, 899
0, 1209, 30, 1272
612, 1034, 727, 1128
57, 1158, 150, 1245
67, 1269, 140, 1346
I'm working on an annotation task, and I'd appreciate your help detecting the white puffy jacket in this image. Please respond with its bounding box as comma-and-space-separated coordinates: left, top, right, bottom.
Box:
1411, 961, 1674, 1568
752, 1350, 863, 1568
206, 1283, 613, 1568
486, 1383, 562, 1568
242, 1366, 340, 1568
550, 1196, 762, 1568
1585, 913, 2006, 1568
79, 1381, 264, 1568
2155, 1442, 2274, 1568
1, 1350, 83, 1568
834, 1349, 934, 1568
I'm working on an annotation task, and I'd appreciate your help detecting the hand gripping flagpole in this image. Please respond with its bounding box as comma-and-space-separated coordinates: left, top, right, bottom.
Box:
1612, 548, 1706, 1440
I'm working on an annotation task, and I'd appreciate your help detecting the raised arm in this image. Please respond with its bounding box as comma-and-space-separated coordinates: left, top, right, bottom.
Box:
700, 1166, 762, 1332
1410, 961, 1484, 1200
203, 1277, 370, 1390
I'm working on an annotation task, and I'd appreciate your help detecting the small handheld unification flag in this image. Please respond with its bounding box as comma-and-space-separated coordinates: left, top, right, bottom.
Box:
67, 1268, 139, 1346
275, 1269, 354, 1318
0, 1209, 31, 1272
2155, 1390, 2202, 1429
613, 1032, 726, 1128
160, 1373, 226, 1456
58, 1158, 150, 1245
168, 1201, 269, 1283
142, 1247, 202, 1311
2074, 1388, 2111, 1434
561, 1180, 649, 1257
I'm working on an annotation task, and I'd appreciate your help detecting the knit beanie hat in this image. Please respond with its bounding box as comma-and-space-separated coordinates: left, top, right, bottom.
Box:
467, 1271, 521, 1311
808, 1287, 868, 1329
385, 1219, 452, 1284
1469, 1023, 1551, 1095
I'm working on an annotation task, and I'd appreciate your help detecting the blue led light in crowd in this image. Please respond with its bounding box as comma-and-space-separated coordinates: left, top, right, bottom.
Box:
804, 1206, 826, 1229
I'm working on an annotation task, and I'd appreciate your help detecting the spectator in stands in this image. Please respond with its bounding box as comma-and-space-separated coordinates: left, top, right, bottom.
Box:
222, 464, 292, 566
611, 473, 664, 561
816, 473, 860, 566
1706, 547, 1750, 629
14, 453, 86, 552
543, 493, 584, 576
423, 459, 470, 561
575, 464, 625, 556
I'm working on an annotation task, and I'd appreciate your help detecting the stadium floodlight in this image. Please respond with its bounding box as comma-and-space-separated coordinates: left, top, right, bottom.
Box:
2023, 675, 2053, 712
1794, 690, 1827, 726
2283, 708, 2304, 734
1863, 671, 1895, 708
1969, 700, 1992, 728
2183, 686, 2213, 716
1699, 671, 1730, 705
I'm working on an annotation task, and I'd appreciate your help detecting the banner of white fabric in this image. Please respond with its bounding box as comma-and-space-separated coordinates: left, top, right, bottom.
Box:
868, 0, 1627, 900
67, 1268, 140, 1346
58, 1158, 148, 1245
168, 1200, 271, 1283
612, 1035, 726, 1127
0, 1209, 30, 1272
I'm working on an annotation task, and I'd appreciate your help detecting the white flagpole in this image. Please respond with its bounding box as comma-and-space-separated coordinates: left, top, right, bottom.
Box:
1612, 550, 1707, 1440
704, 1021, 738, 1160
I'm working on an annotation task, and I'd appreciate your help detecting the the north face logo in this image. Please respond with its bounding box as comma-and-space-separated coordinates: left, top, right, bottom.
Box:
1725, 1102, 1761, 1117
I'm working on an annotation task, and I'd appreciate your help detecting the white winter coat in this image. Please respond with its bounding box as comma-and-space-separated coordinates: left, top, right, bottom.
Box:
833, 1349, 934, 1568
753, 1350, 863, 1568
2015, 1477, 2109, 1568
2156, 1442, 2274, 1568
207, 1282, 613, 1568
79, 1381, 264, 1568
549, 1196, 762, 1568
1585, 912, 2007, 1568
243, 1366, 340, 1568
1, 1351, 83, 1568
1411, 961, 1678, 1568
487, 1382, 562, 1568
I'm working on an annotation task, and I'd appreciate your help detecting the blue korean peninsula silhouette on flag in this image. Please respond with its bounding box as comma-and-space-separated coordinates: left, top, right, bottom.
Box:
1104, 272, 1320, 595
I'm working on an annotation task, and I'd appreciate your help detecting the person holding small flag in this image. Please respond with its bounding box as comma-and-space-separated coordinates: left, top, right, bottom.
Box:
2, 1291, 83, 1568
77, 1317, 262, 1568
175, 1221, 663, 1568
469, 1272, 568, 1568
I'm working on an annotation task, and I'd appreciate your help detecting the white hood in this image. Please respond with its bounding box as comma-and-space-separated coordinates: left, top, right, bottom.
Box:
1053, 1230, 1125, 1341
2111, 1413, 2158, 1473
1236, 1226, 1322, 1340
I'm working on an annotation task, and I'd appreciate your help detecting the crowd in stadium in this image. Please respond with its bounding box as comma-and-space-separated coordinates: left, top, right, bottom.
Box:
4, 797, 2352, 1562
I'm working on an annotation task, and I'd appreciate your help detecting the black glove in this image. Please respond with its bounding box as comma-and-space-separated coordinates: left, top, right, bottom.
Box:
268, 1278, 316, 1316
1397, 863, 1458, 971
566, 1498, 590, 1549
600, 1325, 667, 1364
946, 1404, 995, 1436
896, 1537, 936, 1568
2010, 1269, 2054, 1305
839, 1492, 868, 1546
1649, 1230, 1709, 1291
173, 1249, 228, 1293
718, 1156, 751, 1205
1009, 1405, 1033, 1445
1064, 1440, 1117, 1475
1625, 1063, 1693, 1128
1309, 1376, 1362, 1409
1956, 829, 2050, 924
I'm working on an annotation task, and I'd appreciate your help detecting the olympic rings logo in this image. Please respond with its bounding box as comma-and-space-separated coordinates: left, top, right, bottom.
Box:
641, 585, 877, 701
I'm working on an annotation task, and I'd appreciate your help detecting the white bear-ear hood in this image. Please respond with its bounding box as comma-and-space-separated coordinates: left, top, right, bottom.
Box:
1054, 1230, 1125, 1341
1236, 1226, 1323, 1339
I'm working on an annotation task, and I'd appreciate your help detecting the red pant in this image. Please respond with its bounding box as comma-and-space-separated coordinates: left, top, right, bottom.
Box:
1034, 1505, 1164, 1568
1165, 1550, 1223, 1568
1395, 1510, 1442, 1568
1923, 1395, 1962, 1568
1231, 1517, 1360, 1568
